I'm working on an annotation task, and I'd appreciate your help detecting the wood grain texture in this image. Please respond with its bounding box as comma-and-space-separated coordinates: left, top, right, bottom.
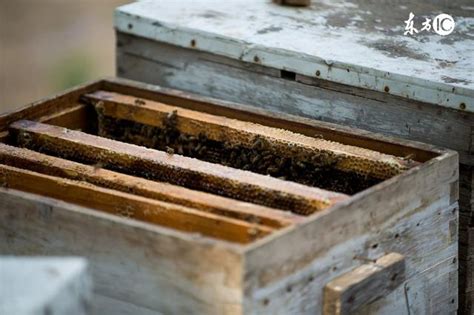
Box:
116, 35, 473, 165
0, 78, 461, 314
0, 163, 272, 243
0, 79, 101, 134
9, 120, 348, 215
242, 150, 458, 314
114, 0, 474, 111
116, 36, 471, 312
0, 143, 300, 228
83, 90, 417, 180
0, 188, 244, 314
323, 253, 405, 315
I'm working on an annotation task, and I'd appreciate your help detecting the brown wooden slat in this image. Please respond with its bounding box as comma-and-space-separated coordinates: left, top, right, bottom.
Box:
102, 78, 438, 163
0, 143, 301, 227
39, 103, 96, 132
83, 90, 418, 180
0, 163, 273, 244
9, 120, 347, 215
0, 104, 95, 143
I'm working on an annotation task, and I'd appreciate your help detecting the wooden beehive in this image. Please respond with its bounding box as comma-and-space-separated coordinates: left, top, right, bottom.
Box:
0, 78, 458, 314
114, 0, 473, 312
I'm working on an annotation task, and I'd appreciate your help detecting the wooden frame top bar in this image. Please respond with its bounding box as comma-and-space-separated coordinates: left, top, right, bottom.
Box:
10, 120, 348, 215
83, 90, 418, 180
0, 143, 301, 227
0, 163, 273, 244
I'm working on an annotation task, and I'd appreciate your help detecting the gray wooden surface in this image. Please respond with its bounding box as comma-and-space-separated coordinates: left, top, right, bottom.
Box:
117, 35, 474, 166
0, 149, 458, 314
116, 26, 474, 313
115, 0, 474, 112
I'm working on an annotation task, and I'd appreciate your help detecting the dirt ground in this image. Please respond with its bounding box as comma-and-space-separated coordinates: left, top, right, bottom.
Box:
0, 0, 131, 113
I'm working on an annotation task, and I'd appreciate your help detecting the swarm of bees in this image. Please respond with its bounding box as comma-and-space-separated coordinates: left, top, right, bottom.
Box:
98, 111, 381, 194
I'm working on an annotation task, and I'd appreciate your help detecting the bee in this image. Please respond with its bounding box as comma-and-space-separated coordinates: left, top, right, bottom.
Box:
230, 150, 238, 161
267, 166, 279, 174
240, 152, 248, 164
262, 153, 273, 162
252, 137, 264, 150
167, 109, 178, 121
198, 145, 207, 155
296, 161, 306, 169
177, 144, 184, 155
134, 99, 146, 106
250, 153, 261, 164
166, 146, 175, 155
403, 153, 416, 160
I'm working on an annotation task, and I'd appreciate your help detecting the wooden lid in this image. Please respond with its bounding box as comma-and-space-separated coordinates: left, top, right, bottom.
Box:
115, 0, 474, 113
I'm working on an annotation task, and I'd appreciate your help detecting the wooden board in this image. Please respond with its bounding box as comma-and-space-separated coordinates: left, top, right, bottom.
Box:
116, 35, 474, 166
0, 143, 301, 228
83, 90, 417, 180
0, 78, 461, 314
0, 147, 458, 314
9, 120, 348, 215
323, 253, 405, 315
0, 163, 272, 243
115, 0, 474, 112
116, 31, 473, 312
0, 188, 245, 314
242, 147, 458, 314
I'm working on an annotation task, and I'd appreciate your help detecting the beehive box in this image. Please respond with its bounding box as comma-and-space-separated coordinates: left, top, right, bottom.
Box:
114, 0, 474, 312
0, 78, 458, 314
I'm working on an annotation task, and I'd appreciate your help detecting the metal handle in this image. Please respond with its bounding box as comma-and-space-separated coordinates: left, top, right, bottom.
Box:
323, 252, 405, 315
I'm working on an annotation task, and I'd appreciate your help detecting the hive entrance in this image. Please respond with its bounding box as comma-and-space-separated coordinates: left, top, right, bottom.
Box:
0, 87, 418, 244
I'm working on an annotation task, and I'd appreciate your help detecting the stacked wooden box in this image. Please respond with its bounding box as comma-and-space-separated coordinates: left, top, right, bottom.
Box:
114, 0, 473, 312
0, 78, 458, 314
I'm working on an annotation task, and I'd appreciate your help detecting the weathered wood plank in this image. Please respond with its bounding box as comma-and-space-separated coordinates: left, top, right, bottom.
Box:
83, 90, 417, 180
9, 120, 348, 215
0, 164, 272, 243
116, 35, 474, 165
115, 0, 474, 111
103, 76, 441, 163
242, 150, 458, 314
358, 254, 458, 315
0, 143, 300, 228
323, 253, 405, 315
0, 188, 244, 314
0, 80, 101, 133
0, 77, 461, 314
38, 103, 97, 134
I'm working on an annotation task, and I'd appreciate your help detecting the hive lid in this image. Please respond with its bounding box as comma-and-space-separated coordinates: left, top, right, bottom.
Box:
115, 0, 474, 113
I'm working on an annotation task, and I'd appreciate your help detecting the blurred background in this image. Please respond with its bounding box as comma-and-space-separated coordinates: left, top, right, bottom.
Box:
0, 0, 131, 113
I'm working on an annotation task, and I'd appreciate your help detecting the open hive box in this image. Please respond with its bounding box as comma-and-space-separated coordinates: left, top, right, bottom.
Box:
0, 78, 458, 314
115, 1, 474, 312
